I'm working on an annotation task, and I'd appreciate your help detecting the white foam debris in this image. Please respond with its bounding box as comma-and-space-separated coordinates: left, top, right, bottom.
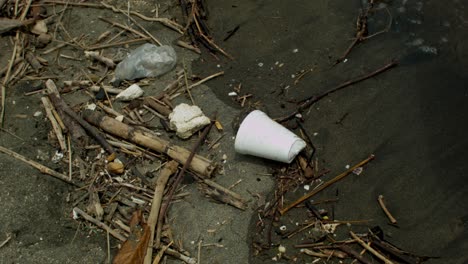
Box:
169, 103, 211, 139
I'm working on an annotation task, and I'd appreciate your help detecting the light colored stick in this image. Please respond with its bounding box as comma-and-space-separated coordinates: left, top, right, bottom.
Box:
0, 145, 78, 186
170, 71, 225, 100
51, 106, 67, 132
165, 248, 197, 264
0, 233, 12, 249
41, 97, 67, 151
177, 40, 201, 54
89, 85, 123, 94
378, 195, 397, 224
349, 231, 394, 264
73, 207, 126, 241
68, 136, 72, 181
152, 242, 173, 264
84, 51, 115, 68
144, 161, 179, 264
99, 17, 147, 39
1, 38, 18, 127
86, 37, 150, 50
189, 71, 224, 90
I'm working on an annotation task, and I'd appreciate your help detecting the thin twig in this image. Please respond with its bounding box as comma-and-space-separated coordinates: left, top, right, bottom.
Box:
280, 155, 375, 215
276, 61, 397, 122
73, 207, 126, 241
349, 231, 394, 264
86, 37, 150, 50
378, 195, 398, 225
155, 118, 215, 246
0, 145, 80, 186
0, 233, 12, 249
1, 39, 18, 127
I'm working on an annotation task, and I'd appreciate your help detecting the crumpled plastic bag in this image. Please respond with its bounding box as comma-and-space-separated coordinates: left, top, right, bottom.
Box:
113, 44, 177, 84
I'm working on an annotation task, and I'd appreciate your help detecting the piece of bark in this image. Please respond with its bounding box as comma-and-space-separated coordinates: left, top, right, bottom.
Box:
82, 110, 216, 177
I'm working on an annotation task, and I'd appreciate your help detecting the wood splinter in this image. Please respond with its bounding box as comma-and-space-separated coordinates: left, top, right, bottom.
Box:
378, 195, 398, 225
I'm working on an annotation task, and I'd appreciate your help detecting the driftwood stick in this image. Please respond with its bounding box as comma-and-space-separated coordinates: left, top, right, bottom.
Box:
73, 207, 126, 241
276, 61, 397, 122
350, 231, 394, 264
45, 79, 114, 154
144, 161, 179, 264
165, 248, 197, 264
41, 97, 67, 152
144, 98, 172, 116
152, 242, 173, 264
83, 110, 216, 177
202, 179, 247, 210
378, 195, 398, 225
89, 85, 123, 94
158, 120, 213, 209
339, 244, 373, 264
155, 120, 214, 248
1, 38, 18, 127
86, 37, 150, 50
42, 1, 184, 33
280, 155, 375, 215
84, 50, 115, 68
0, 145, 79, 186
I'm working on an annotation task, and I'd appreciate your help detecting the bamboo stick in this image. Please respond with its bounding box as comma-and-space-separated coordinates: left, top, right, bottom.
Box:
144, 161, 178, 264
82, 110, 216, 177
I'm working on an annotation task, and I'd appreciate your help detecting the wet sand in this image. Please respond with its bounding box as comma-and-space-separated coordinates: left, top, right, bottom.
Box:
195, 0, 468, 263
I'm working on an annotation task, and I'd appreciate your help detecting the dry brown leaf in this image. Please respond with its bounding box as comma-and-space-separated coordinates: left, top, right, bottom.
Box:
113, 210, 151, 264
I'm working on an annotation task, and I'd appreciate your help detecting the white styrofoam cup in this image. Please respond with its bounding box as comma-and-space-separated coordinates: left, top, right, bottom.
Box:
234, 110, 306, 163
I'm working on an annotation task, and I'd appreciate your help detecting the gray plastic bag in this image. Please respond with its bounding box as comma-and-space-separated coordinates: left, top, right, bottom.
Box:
113, 44, 177, 83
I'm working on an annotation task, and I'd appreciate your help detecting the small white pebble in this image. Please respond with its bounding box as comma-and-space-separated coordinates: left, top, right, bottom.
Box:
343, 58, 348, 63
278, 63, 284, 67
345, 164, 350, 169
217, 64, 221, 68
313, 132, 318, 136
279, 225, 287, 231
291, 74, 296, 78
86, 103, 97, 111
228, 92, 237, 97
278, 245, 286, 253
33, 111, 42, 117
115, 115, 124, 122
304, 185, 310, 191
293, 48, 299, 53
258, 62, 264, 67
72, 209, 79, 220
295, 113, 302, 118
275, 61, 279, 65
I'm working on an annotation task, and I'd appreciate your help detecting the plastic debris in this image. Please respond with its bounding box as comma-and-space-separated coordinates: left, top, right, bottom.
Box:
235, 110, 306, 163
113, 44, 177, 83
115, 84, 144, 101
169, 103, 211, 139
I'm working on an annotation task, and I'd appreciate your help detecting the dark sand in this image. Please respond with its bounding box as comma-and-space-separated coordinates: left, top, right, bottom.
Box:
0, 0, 466, 263
194, 0, 468, 263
